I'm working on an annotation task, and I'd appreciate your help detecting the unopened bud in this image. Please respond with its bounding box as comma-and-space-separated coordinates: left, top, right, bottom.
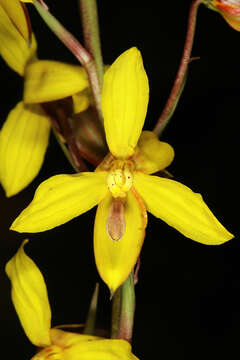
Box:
206, 0, 240, 31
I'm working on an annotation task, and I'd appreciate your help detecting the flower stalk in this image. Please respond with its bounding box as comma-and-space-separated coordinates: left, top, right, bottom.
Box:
78, 0, 104, 88
111, 273, 135, 343
41, 101, 88, 172
153, 0, 204, 136
83, 283, 99, 335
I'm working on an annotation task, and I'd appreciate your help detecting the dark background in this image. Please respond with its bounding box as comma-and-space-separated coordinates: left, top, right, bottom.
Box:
0, 1, 239, 359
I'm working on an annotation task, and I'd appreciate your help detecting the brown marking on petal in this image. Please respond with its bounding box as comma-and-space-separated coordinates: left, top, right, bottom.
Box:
31, 345, 62, 360
20, 2, 32, 45
130, 186, 148, 229
134, 257, 141, 285
95, 153, 115, 171
216, 1, 240, 14
106, 198, 126, 241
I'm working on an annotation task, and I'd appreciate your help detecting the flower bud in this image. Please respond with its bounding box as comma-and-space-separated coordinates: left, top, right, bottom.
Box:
206, 0, 240, 31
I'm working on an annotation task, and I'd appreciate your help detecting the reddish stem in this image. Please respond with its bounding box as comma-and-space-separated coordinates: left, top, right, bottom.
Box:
79, 0, 104, 88
48, 24, 102, 122
42, 101, 88, 172
33, 0, 102, 122
153, 0, 203, 136
20, 2, 32, 45
56, 107, 88, 172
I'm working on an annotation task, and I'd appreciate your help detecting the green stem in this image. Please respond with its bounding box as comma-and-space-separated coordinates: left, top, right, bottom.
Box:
111, 286, 122, 339
83, 283, 99, 335
32, 0, 102, 122
153, 0, 203, 136
119, 273, 135, 343
111, 273, 135, 343
52, 127, 79, 172
79, 0, 104, 88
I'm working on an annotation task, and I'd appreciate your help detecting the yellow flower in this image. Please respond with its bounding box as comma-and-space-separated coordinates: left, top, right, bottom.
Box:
0, 2, 89, 197
206, 0, 240, 30
11, 47, 234, 293
5, 240, 138, 360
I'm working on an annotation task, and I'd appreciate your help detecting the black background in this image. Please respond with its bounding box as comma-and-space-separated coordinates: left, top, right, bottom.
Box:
0, 1, 239, 359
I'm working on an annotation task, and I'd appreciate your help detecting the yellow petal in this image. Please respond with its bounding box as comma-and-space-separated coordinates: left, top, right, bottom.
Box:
5, 239, 51, 347
32, 329, 100, 360
24, 60, 89, 103
0, 0, 30, 41
134, 172, 234, 245
0, 6, 37, 75
133, 131, 174, 174
31, 345, 62, 360
72, 89, 91, 114
101, 47, 149, 159
63, 336, 138, 360
50, 329, 100, 348
0, 102, 51, 197
94, 190, 146, 293
32, 329, 138, 360
11, 172, 108, 233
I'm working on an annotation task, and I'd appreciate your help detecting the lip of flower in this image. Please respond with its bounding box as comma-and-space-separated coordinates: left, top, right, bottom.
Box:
10, 47, 234, 293
5, 240, 139, 360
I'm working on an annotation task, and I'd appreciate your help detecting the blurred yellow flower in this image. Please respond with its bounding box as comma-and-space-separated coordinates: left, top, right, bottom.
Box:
11, 47, 234, 293
5, 240, 138, 360
0, 2, 89, 197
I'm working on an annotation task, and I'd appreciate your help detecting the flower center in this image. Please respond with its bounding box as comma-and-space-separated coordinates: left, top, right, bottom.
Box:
107, 160, 134, 198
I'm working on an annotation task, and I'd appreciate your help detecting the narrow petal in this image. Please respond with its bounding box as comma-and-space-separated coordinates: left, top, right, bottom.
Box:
133, 131, 174, 174
0, 102, 51, 197
94, 191, 146, 293
134, 172, 234, 245
0, 0, 30, 41
0, 6, 36, 75
24, 60, 89, 103
5, 239, 51, 347
101, 47, 149, 159
11, 172, 108, 233
63, 337, 138, 360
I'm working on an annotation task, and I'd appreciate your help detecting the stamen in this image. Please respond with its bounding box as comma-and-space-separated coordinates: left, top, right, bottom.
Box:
106, 160, 134, 198
106, 198, 126, 241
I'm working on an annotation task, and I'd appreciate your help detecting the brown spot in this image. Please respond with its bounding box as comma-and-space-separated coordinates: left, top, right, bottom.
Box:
106, 198, 126, 241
